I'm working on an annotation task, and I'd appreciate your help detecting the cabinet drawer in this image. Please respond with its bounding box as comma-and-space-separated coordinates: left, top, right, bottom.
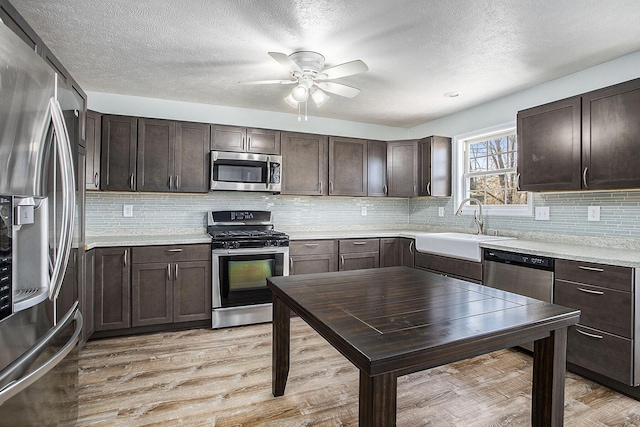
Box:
290, 240, 336, 255
567, 324, 634, 386
414, 252, 482, 283
339, 252, 379, 271
338, 238, 380, 254
555, 259, 632, 292
555, 279, 633, 338
132, 244, 211, 264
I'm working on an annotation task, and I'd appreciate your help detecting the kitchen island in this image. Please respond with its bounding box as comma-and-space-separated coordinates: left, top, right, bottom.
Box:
268, 267, 580, 426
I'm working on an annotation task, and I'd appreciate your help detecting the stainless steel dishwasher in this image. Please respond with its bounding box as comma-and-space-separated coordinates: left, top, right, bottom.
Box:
483, 248, 555, 351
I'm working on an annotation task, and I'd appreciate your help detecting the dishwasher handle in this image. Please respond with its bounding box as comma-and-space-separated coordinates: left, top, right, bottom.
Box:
483, 249, 554, 272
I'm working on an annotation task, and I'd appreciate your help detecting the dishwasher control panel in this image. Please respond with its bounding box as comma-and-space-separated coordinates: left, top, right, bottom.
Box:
483, 249, 554, 271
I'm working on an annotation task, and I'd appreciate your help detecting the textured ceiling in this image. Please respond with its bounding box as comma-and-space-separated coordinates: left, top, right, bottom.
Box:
10, 0, 640, 127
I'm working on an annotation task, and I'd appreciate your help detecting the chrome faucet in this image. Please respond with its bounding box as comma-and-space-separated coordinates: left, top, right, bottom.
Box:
455, 198, 484, 234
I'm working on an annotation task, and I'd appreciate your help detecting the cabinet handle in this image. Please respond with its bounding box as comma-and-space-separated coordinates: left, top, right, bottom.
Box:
353, 242, 367, 245
169, 175, 173, 189
577, 265, 604, 272
426, 182, 431, 195
577, 287, 605, 295
409, 241, 414, 255
242, 136, 245, 149
167, 263, 171, 279
175, 175, 179, 189
94, 172, 99, 188
583, 167, 588, 188
319, 181, 323, 194
289, 257, 293, 274
413, 185, 416, 194
330, 182, 333, 194
129, 174, 135, 189
576, 329, 603, 340
165, 248, 183, 252
304, 243, 319, 247
175, 264, 178, 280
340, 255, 345, 267
383, 184, 388, 195
123, 249, 128, 267
516, 173, 520, 191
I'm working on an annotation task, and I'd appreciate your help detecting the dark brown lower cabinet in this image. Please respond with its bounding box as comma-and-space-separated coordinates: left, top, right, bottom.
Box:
380, 238, 399, 267
131, 262, 173, 327
414, 251, 482, 283
399, 238, 415, 268
94, 247, 131, 331
289, 240, 337, 275
82, 249, 95, 346
56, 249, 77, 324
338, 239, 380, 271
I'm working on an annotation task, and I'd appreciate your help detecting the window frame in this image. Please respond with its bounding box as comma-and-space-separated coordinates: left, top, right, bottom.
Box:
453, 122, 532, 217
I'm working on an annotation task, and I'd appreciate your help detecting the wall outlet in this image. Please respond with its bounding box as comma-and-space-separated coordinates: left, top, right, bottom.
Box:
534, 206, 550, 221
123, 204, 133, 218
438, 207, 445, 217
588, 206, 600, 221
361, 206, 367, 216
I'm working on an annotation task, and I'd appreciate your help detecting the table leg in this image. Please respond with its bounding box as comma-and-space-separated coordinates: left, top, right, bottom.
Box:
359, 370, 397, 427
532, 327, 568, 427
272, 295, 290, 397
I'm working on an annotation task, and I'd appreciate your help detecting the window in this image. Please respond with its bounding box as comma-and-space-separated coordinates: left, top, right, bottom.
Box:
454, 123, 531, 216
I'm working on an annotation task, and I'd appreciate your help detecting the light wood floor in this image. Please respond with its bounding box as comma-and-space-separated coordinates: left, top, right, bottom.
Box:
77, 318, 640, 426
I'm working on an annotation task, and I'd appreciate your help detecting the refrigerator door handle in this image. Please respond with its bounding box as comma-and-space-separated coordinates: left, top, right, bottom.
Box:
47, 88, 76, 304
0, 302, 82, 406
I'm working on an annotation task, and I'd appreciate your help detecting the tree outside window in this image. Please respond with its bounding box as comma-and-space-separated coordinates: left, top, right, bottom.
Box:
464, 130, 527, 207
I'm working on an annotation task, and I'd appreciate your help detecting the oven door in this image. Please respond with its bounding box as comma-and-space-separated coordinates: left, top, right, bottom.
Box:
210, 151, 281, 193
213, 248, 289, 308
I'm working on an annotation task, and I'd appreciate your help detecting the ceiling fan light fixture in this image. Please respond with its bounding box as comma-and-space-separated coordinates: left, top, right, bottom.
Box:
311, 88, 330, 107
291, 84, 309, 102
284, 93, 298, 108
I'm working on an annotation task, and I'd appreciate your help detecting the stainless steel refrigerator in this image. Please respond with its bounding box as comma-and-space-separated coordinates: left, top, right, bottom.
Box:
0, 20, 83, 426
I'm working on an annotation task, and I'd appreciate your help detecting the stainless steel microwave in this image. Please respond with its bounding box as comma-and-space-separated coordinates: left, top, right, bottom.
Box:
210, 151, 282, 193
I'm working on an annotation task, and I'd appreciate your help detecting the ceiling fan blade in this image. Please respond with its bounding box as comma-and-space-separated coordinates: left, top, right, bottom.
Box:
316, 82, 360, 98
239, 79, 297, 85
268, 52, 302, 72
321, 60, 368, 80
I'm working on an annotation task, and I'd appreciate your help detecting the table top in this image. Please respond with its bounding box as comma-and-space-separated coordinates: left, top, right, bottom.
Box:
267, 267, 580, 376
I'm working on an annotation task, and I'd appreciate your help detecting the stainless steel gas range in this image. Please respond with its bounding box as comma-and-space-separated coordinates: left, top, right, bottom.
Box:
207, 210, 289, 329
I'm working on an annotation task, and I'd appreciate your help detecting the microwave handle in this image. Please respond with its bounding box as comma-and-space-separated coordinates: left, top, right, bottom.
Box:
266, 156, 271, 188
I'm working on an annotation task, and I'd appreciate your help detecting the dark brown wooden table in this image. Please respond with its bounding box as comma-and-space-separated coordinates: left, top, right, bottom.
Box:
267, 267, 580, 427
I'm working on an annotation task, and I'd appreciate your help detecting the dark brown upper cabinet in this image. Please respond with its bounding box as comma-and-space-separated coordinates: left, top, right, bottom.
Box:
137, 118, 175, 192
101, 115, 138, 191
211, 125, 281, 155
386, 140, 419, 197
85, 110, 102, 190
517, 96, 582, 191
367, 140, 387, 197
418, 136, 452, 197
583, 78, 640, 190
328, 137, 368, 196
175, 122, 210, 193
518, 77, 640, 192
281, 131, 329, 196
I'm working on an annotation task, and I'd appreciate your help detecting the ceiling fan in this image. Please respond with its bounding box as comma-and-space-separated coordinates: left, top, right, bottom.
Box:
240, 51, 368, 117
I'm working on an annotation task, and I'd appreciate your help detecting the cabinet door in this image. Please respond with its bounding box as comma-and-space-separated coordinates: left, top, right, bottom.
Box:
173, 260, 212, 322
94, 247, 131, 331
101, 115, 137, 191
211, 125, 245, 152
281, 132, 329, 195
247, 128, 281, 154
399, 238, 415, 268
339, 252, 380, 271
379, 238, 399, 267
85, 110, 101, 190
583, 78, 640, 190
367, 140, 387, 196
517, 96, 582, 191
175, 122, 210, 193
56, 250, 77, 324
137, 118, 175, 192
131, 262, 173, 327
290, 254, 337, 275
419, 136, 451, 196
387, 140, 418, 197
329, 137, 368, 196
83, 249, 95, 344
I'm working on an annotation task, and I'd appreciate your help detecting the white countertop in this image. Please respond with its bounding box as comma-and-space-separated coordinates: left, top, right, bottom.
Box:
84, 228, 640, 268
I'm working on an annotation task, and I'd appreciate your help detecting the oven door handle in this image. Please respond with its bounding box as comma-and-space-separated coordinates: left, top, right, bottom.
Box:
215, 249, 286, 255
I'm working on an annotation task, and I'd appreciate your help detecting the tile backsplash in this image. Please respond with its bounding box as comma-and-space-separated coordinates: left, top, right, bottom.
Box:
86, 190, 640, 239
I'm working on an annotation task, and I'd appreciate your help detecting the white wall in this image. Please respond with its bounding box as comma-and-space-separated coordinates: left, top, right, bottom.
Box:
408, 50, 640, 138
86, 92, 409, 141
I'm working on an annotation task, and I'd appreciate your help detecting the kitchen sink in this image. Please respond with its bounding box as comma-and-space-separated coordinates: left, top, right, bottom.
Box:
414, 232, 516, 262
